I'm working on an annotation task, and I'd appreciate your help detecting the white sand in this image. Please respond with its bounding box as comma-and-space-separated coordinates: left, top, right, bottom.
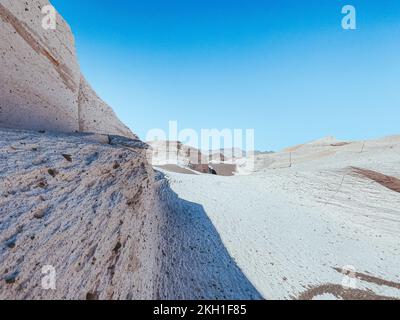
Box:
160, 136, 400, 299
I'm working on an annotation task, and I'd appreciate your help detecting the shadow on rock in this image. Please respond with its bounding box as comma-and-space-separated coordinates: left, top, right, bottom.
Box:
156, 174, 263, 300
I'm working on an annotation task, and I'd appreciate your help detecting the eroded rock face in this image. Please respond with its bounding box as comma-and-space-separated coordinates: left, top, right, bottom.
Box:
0, 129, 161, 299
0, 0, 134, 138
78, 77, 134, 138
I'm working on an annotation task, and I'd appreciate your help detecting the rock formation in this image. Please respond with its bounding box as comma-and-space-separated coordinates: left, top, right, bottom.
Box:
0, 0, 134, 138
0, 129, 262, 299
148, 140, 238, 175
0, 1, 262, 300
0, 0, 159, 299
0, 129, 162, 299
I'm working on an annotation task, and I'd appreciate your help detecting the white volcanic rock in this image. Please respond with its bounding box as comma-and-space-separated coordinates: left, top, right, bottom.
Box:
0, 0, 134, 138
78, 76, 134, 138
0, 129, 160, 299
0, 129, 262, 300
0, 1, 261, 300
0, 1, 264, 301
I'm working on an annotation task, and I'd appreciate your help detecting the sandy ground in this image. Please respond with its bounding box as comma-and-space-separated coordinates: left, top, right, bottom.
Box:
159, 136, 400, 300
156, 176, 262, 300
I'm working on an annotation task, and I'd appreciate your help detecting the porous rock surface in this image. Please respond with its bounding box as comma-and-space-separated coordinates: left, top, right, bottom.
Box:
0, 129, 162, 299
0, 0, 134, 138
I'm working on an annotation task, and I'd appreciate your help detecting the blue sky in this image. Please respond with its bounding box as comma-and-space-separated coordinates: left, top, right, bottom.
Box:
52, 0, 400, 151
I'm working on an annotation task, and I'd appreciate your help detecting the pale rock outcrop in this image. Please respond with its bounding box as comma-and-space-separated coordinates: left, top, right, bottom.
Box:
0, 1, 263, 300
0, 129, 161, 299
78, 77, 133, 138
148, 140, 207, 167
148, 140, 238, 175
0, 0, 134, 138
0, 128, 262, 300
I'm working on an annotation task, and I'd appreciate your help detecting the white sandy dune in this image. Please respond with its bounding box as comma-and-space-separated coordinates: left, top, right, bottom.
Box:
158, 136, 400, 300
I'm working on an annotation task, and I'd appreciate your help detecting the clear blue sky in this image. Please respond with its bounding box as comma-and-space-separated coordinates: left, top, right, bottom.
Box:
52, 0, 400, 151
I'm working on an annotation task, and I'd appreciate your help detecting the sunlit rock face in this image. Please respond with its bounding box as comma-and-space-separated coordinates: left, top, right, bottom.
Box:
0, 0, 134, 139
0, 129, 162, 299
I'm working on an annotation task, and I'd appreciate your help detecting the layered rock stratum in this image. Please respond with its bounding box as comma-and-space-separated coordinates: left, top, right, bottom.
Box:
0, 0, 134, 138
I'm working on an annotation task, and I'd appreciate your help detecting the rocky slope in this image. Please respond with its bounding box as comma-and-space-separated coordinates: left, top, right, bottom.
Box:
0, 1, 262, 300
0, 129, 163, 299
0, 128, 263, 300
0, 0, 134, 138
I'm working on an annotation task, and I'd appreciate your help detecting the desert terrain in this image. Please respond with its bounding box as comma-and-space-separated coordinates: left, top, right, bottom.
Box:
1, 0, 399, 301
157, 136, 400, 299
